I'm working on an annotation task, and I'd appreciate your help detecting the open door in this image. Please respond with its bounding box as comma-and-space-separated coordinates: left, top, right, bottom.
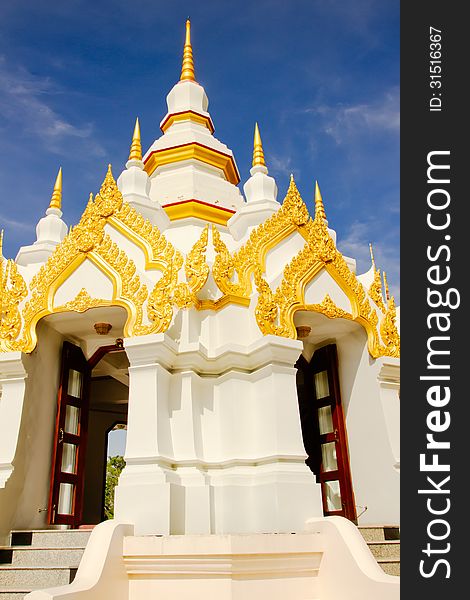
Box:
296, 344, 356, 521
48, 342, 91, 527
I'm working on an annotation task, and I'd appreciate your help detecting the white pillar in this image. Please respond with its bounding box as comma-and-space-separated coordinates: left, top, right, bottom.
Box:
114, 335, 173, 535
0, 352, 27, 488
114, 333, 323, 536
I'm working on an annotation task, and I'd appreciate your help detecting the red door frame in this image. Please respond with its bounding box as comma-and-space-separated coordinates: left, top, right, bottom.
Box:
296, 344, 357, 521
48, 340, 124, 527
48, 342, 91, 526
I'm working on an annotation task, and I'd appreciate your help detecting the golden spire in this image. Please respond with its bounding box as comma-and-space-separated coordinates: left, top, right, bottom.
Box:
314, 180, 327, 223
252, 122, 266, 167
49, 167, 63, 210
0, 229, 4, 259
180, 19, 196, 82
383, 271, 390, 301
369, 243, 376, 270
128, 117, 142, 162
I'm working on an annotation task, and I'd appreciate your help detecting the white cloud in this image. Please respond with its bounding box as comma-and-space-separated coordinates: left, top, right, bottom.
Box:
269, 153, 297, 179
0, 56, 104, 155
307, 87, 399, 145
0, 213, 33, 231
337, 219, 400, 303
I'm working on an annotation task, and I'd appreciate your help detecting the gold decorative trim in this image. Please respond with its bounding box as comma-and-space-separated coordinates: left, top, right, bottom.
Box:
128, 117, 142, 162
307, 294, 352, 320
49, 167, 63, 210
55, 288, 105, 313
212, 225, 247, 298
249, 180, 399, 358
2, 166, 183, 352
368, 267, 386, 313
110, 202, 183, 272
143, 142, 240, 184
253, 122, 265, 167
379, 296, 400, 357
213, 177, 309, 302
0, 257, 27, 349
180, 19, 196, 82
0, 166, 399, 360
160, 110, 214, 134
172, 224, 210, 309
199, 294, 251, 311
163, 200, 235, 225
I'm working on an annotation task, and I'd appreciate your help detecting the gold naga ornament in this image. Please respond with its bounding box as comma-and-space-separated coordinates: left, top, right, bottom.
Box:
0, 231, 28, 349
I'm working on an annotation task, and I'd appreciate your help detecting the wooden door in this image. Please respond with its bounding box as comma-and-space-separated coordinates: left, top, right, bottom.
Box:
296, 344, 356, 521
48, 342, 91, 527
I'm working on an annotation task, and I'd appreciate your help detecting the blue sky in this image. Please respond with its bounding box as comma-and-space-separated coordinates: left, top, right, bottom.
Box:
0, 0, 399, 300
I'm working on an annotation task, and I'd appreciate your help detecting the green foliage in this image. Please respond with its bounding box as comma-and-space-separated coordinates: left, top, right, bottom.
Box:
104, 455, 125, 520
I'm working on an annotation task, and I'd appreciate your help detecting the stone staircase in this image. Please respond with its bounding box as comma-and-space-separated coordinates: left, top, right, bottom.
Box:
0, 524, 399, 598
0, 529, 92, 599
358, 525, 400, 576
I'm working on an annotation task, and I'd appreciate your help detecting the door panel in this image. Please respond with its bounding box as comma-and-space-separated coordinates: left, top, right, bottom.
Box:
296, 344, 356, 521
48, 342, 91, 527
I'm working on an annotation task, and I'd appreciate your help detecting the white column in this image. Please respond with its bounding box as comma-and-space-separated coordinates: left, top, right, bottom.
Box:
210, 343, 323, 533
114, 335, 173, 535
168, 371, 211, 535
377, 357, 400, 471
0, 352, 27, 488
114, 332, 323, 535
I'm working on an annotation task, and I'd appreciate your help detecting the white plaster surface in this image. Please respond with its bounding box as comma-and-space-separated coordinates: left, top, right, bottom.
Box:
53, 260, 114, 307
335, 332, 400, 525
114, 333, 323, 535
0, 323, 64, 545
304, 269, 352, 313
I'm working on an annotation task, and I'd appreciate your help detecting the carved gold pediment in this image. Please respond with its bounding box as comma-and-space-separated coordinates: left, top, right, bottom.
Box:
0, 167, 399, 359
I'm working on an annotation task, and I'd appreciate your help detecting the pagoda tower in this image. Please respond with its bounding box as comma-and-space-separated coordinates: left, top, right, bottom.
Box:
0, 20, 400, 600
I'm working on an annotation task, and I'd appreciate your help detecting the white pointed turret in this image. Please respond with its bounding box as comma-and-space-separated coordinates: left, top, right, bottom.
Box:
228, 123, 280, 240
16, 168, 68, 266
143, 20, 244, 218
117, 119, 170, 231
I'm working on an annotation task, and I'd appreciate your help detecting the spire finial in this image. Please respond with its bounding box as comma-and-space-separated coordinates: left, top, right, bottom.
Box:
49, 167, 63, 210
314, 180, 327, 223
180, 18, 196, 82
383, 271, 390, 301
369, 243, 376, 270
252, 122, 266, 168
0, 229, 4, 259
128, 117, 142, 162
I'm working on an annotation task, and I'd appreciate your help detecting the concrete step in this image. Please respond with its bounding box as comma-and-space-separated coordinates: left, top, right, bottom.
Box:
378, 559, 400, 577
0, 591, 30, 599
0, 547, 85, 568
358, 525, 400, 576
367, 540, 400, 561
0, 566, 76, 589
0, 530, 89, 598
10, 530, 91, 549
357, 525, 400, 542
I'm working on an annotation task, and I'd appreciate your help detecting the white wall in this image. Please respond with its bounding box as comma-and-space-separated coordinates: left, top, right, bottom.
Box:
0, 321, 63, 544
335, 329, 400, 525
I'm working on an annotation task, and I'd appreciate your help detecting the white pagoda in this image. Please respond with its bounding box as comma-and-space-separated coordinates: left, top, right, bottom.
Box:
0, 21, 400, 599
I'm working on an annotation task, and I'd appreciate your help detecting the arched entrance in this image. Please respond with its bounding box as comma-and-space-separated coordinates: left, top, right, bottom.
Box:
44, 307, 130, 527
